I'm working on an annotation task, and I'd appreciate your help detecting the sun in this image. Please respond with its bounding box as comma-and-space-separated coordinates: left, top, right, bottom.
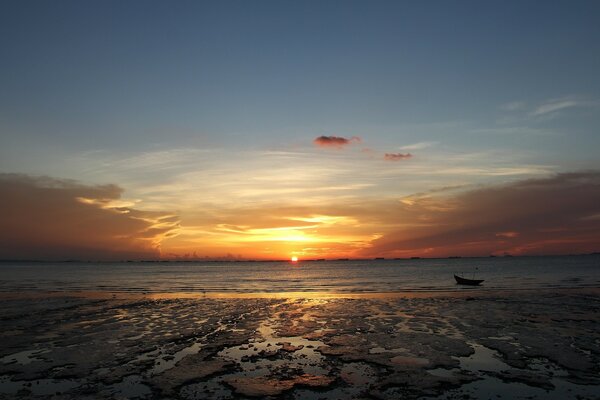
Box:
291, 256, 298, 262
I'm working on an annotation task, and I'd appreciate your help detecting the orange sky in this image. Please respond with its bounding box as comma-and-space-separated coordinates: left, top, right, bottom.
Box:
1, 170, 599, 261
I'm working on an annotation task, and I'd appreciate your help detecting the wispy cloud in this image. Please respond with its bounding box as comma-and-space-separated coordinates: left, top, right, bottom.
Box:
531, 98, 582, 116
384, 153, 413, 161
495, 231, 519, 238
529, 96, 598, 117
499, 95, 597, 120
398, 141, 439, 151
313, 135, 361, 148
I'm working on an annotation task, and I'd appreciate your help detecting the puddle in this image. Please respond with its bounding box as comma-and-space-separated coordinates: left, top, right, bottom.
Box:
148, 318, 218, 376
95, 367, 111, 376
435, 375, 600, 400
0, 375, 82, 396
428, 367, 456, 378
180, 380, 233, 400
368, 346, 407, 354
149, 341, 204, 375
127, 333, 146, 340
101, 374, 152, 399
180, 315, 333, 399
125, 318, 220, 376
0, 349, 50, 365
290, 362, 378, 399
435, 342, 600, 399
217, 319, 329, 377
340, 362, 377, 386
436, 376, 549, 399
458, 342, 507, 372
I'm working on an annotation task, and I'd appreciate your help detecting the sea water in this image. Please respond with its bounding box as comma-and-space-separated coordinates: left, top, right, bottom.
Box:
0, 255, 598, 294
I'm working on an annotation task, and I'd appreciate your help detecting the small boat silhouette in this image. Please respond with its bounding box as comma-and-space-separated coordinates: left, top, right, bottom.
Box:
454, 274, 484, 286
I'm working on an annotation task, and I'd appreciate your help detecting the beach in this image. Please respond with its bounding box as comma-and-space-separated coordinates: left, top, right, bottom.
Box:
1, 288, 599, 399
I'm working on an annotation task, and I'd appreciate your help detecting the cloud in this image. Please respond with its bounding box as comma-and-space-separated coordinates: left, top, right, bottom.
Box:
313, 135, 361, 148
363, 171, 600, 257
499, 96, 597, 120
384, 153, 413, 161
530, 96, 597, 117
168, 204, 377, 260
0, 174, 179, 261
531, 99, 581, 116
496, 231, 519, 238
399, 141, 438, 151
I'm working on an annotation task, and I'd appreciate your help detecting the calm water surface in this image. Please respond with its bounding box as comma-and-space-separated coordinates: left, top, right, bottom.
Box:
0, 256, 598, 294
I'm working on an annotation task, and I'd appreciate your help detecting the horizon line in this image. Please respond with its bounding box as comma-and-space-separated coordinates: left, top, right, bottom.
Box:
1, 252, 599, 264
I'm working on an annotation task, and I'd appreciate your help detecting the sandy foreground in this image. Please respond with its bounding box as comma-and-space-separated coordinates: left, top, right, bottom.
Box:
0, 290, 599, 399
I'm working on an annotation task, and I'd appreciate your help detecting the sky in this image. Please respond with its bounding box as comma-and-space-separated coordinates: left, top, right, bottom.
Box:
1, 1, 600, 260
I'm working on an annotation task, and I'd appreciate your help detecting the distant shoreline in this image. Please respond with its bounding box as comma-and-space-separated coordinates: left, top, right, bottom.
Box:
1, 252, 599, 264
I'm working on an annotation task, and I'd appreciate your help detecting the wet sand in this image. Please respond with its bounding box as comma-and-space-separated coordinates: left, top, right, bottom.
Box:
0, 290, 599, 399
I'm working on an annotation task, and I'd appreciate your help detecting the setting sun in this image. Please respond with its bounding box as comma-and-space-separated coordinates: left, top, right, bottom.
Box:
291, 256, 298, 262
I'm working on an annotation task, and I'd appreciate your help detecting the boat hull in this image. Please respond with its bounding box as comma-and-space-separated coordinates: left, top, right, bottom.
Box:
454, 274, 484, 286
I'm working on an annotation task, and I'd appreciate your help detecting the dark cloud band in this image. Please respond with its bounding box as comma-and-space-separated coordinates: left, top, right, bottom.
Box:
0, 174, 179, 261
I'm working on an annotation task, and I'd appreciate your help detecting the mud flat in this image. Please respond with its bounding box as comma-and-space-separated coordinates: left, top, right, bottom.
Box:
0, 290, 599, 399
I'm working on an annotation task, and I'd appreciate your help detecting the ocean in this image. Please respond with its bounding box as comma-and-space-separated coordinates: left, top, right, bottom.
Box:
0, 255, 598, 294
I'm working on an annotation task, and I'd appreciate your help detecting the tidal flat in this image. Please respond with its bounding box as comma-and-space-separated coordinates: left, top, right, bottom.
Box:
0, 291, 599, 399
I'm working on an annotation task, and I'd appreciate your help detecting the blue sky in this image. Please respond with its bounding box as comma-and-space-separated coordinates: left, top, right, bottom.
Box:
2, 1, 599, 150
1, 1, 600, 259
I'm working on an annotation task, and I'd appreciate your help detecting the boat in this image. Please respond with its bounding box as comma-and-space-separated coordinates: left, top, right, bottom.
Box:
454, 274, 484, 286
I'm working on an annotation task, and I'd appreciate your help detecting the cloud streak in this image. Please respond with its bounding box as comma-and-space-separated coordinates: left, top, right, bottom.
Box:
531, 98, 581, 116
528, 96, 598, 117
384, 153, 413, 161
313, 135, 361, 148
398, 141, 438, 151
0, 174, 179, 261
